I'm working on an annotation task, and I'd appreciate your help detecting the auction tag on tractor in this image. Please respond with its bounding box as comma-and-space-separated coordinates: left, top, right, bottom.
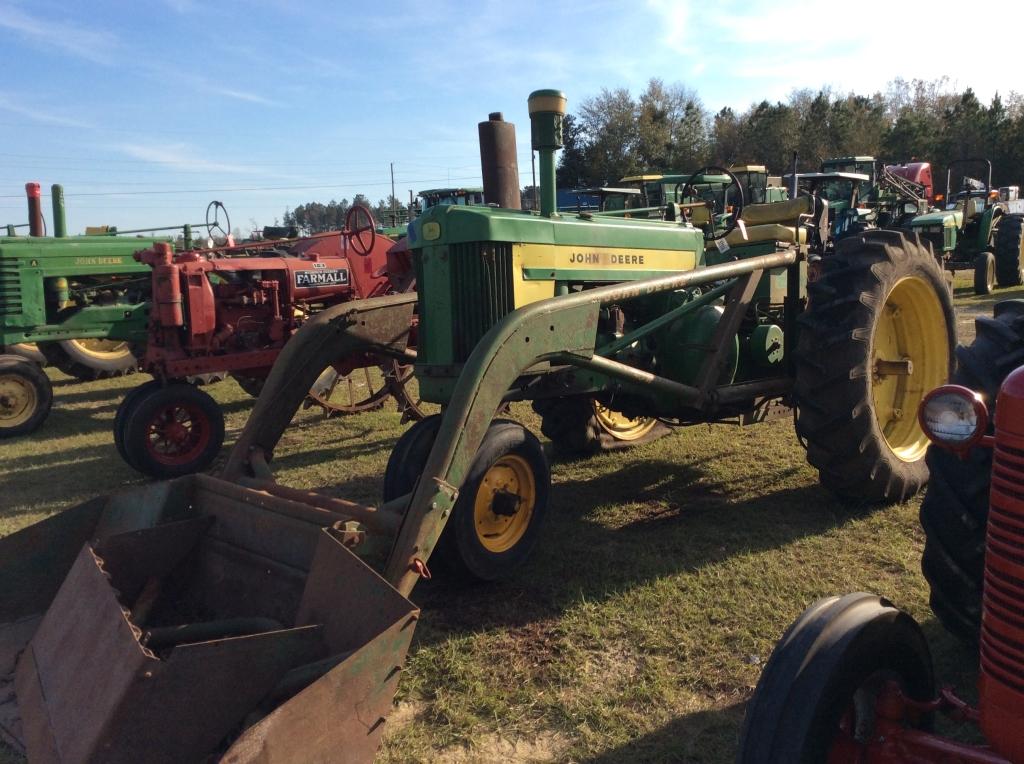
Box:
737, 219, 748, 241
295, 268, 349, 288
714, 237, 730, 254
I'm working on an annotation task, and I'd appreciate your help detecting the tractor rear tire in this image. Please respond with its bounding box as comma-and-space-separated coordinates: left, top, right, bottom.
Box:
383, 417, 551, 582
738, 593, 934, 763
795, 230, 955, 504
994, 214, 1024, 287
122, 383, 225, 478
533, 396, 668, 456
919, 300, 1024, 642
38, 339, 137, 381
0, 354, 52, 438
974, 252, 995, 295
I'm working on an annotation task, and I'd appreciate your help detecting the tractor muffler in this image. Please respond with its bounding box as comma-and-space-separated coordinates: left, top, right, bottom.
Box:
0, 474, 418, 763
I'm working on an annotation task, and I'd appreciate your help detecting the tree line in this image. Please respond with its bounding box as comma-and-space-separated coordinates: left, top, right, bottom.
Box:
558, 77, 1024, 191
281, 194, 406, 235
281, 76, 1023, 232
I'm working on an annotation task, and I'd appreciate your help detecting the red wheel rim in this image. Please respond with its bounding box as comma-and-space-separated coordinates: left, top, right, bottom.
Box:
141, 400, 211, 466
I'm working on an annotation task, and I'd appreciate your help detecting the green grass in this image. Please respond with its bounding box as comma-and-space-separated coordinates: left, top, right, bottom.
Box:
1, 275, 1021, 762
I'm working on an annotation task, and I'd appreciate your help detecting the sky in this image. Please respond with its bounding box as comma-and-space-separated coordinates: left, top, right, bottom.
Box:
1, 0, 1022, 235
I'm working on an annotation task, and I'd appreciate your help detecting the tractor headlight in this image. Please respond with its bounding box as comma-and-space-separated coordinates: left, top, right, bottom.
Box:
918, 385, 989, 452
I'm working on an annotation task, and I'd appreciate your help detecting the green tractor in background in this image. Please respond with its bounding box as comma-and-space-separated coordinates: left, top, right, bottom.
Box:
218, 88, 957, 584
0, 185, 229, 437
906, 159, 1024, 294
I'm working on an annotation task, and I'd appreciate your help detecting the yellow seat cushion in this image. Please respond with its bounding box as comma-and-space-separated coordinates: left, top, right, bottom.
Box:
709, 223, 807, 250
738, 196, 812, 227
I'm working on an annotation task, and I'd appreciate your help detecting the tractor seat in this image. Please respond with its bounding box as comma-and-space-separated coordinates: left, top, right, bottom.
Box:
714, 223, 808, 249
739, 196, 813, 227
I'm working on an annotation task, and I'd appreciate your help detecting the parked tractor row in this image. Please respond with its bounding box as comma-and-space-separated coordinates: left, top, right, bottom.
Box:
0, 88, 975, 762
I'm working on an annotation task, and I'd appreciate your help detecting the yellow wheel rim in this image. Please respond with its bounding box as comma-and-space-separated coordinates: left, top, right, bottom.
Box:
871, 276, 949, 462
65, 338, 133, 361
473, 454, 536, 553
0, 373, 37, 427
592, 400, 658, 441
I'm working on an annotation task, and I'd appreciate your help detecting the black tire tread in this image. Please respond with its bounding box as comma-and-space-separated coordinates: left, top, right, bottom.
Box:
994, 214, 1024, 287
38, 340, 137, 381
0, 354, 53, 438
533, 396, 668, 456
795, 230, 956, 504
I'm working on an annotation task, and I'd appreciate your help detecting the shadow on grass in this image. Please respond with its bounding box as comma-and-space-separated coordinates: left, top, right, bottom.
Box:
411, 458, 862, 642
581, 701, 746, 764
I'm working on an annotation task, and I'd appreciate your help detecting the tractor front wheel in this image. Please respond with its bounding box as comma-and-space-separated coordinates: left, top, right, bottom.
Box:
795, 230, 955, 503
383, 417, 551, 582
113, 379, 162, 464
994, 214, 1024, 287
534, 396, 667, 456
974, 252, 995, 295
38, 339, 137, 381
0, 354, 52, 438
122, 383, 225, 478
738, 593, 935, 763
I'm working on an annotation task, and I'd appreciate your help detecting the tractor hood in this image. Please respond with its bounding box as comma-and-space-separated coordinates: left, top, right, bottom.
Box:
909, 209, 960, 229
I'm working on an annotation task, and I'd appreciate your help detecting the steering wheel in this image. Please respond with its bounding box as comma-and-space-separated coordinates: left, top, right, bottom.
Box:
673, 165, 744, 242
205, 201, 231, 239
345, 204, 377, 257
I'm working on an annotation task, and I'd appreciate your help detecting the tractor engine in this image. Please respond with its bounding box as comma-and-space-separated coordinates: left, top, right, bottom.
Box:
138, 242, 356, 378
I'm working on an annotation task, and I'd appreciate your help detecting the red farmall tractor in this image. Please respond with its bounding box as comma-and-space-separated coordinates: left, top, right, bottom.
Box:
739, 301, 1024, 763
116, 205, 422, 478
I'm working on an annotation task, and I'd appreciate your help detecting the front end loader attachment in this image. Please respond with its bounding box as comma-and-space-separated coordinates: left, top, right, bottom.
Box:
0, 475, 417, 763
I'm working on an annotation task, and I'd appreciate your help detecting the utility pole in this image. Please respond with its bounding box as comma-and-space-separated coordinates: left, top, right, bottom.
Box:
390, 162, 397, 225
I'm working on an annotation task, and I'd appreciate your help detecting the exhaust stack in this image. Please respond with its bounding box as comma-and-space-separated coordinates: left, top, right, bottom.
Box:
51, 184, 66, 237
527, 89, 566, 217
25, 182, 44, 236
478, 112, 521, 210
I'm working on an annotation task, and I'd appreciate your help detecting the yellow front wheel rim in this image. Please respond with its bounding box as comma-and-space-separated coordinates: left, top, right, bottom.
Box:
0, 373, 38, 427
473, 454, 536, 553
592, 400, 658, 441
65, 338, 133, 361
871, 276, 949, 462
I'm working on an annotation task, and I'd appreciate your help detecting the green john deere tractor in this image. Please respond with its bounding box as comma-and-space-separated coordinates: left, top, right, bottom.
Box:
220, 87, 956, 584
906, 159, 1024, 294
0, 184, 229, 437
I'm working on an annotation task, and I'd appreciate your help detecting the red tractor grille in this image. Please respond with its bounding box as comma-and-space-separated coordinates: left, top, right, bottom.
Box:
985, 443, 1024, 692
980, 368, 1024, 761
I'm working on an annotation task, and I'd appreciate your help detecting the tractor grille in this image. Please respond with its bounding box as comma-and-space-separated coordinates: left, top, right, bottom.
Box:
418, 242, 516, 364
917, 230, 945, 257
0, 264, 21, 317
982, 443, 1024, 695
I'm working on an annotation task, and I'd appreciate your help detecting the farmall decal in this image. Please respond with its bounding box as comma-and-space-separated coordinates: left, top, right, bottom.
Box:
295, 268, 349, 288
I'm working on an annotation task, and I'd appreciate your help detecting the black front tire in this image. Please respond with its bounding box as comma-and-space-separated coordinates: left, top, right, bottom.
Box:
114, 379, 162, 467
739, 593, 934, 764
920, 299, 1024, 641
974, 252, 995, 295
0, 354, 53, 438
384, 417, 551, 582
122, 383, 225, 478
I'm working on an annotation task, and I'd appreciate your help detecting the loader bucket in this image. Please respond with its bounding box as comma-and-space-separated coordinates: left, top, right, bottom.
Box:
0, 474, 418, 763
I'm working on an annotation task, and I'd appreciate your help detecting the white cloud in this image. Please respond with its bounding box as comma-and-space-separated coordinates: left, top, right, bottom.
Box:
116, 142, 260, 174
0, 93, 94, 128
0, 4, 119, 64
